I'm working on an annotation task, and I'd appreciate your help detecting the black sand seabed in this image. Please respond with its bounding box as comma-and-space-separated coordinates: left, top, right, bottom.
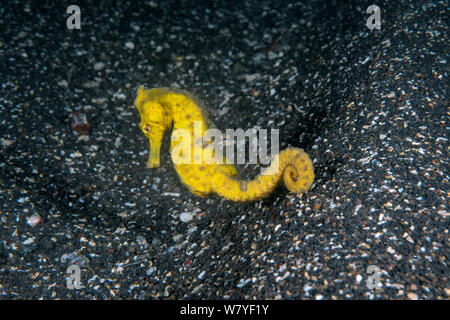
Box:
0, 0, 448, 299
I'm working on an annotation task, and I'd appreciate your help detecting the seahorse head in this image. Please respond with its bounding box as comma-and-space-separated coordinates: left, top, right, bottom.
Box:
135, 86, 173, 168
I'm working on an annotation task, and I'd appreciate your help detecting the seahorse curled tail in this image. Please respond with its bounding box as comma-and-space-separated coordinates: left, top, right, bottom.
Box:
210, 147, 314, 201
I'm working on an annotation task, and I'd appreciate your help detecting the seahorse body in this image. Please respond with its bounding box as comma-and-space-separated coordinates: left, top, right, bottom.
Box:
135, 86, 314, 202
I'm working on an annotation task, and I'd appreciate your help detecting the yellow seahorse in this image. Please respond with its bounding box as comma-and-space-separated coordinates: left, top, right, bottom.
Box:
135, 86, 314, 202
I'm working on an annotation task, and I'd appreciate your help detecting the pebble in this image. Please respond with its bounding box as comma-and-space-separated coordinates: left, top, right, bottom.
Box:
93, 62, 105, 71
406, 292, 418, 300
180, 212, 194, 223
26, 213, 42, 227
125, 41, 135, 50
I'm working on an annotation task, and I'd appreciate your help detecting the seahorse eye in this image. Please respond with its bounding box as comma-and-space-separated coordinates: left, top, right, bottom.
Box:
143, 125, 150, 133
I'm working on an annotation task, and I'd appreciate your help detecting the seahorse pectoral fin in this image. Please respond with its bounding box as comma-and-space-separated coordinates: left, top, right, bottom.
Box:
147, 135, 163, 168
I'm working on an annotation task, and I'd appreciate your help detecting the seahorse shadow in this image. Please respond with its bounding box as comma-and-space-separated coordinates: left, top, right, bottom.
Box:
285, 104, 343, 185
